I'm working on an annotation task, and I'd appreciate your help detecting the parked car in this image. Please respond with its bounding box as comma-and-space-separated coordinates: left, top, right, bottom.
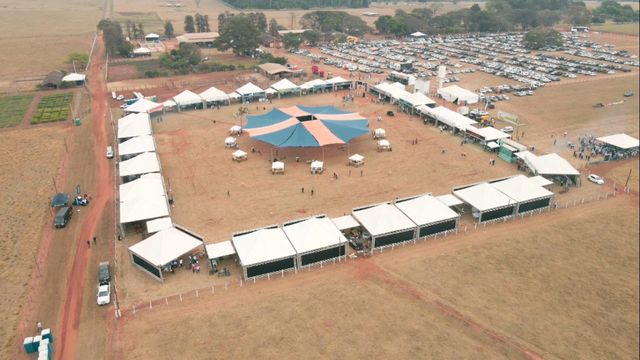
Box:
624, 90, 634, 97
99, 261, 111, 285
587, 174, 604, 185
500, 126, 514, 133
97, 283, 111, 305
54, 206, 73, 228
106, 146, 114, 159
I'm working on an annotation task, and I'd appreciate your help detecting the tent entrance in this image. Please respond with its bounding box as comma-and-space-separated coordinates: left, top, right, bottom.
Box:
296, 114, 317, 122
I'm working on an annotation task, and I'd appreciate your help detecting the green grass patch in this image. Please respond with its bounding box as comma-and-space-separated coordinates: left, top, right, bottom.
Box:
31, 93, 73, 124
592, 23, 639, 35
0, 94, 34, 128
113, 12, 164, 33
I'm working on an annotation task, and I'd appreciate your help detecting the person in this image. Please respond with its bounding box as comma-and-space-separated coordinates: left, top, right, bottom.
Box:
311, 188, 314, 196
179, 258, 183, 267
301, 187, 304, 193
87, 240, 90, 248
93, 236, 96, 245
36, 321, 43, 332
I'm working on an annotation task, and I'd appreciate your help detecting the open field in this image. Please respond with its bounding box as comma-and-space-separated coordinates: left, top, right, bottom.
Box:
0, 94, 35, 128
118, 194, 638, 359
592, 22, 640, 36
31, 93, 74, 124
0, 127, 67, 359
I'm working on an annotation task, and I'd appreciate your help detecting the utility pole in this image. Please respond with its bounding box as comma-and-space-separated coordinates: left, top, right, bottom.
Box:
624, 168, 632, 189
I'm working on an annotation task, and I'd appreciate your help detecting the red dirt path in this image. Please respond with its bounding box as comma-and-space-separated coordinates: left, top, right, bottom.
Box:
54, 34, 111, 360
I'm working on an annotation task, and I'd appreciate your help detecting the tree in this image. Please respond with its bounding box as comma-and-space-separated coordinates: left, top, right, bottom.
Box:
213, 15, 260, 56
523, 28, 563, 50
302, 30, 321, 46
195, 13, 204, 32
282, 33, 303, 50
374, 15, 392, 33
159, 43, 202, 72
203, 15, 211, 32
164, 21, 175, 37
592, 0, 639, 23
67, 52, 89, 67
300, 11, 370, 36
184, 15, 195, 33
97, 19, 132, 56
138, 23, 145, 39
567, 2, 591, 26
269, 18, 279, 37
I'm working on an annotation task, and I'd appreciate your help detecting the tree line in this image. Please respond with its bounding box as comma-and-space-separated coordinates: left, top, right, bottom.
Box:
222, 0, 369, 10
184, 13, 212, 33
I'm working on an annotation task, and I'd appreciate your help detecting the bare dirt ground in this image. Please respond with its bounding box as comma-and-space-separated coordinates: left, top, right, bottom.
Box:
117, 193, 638, 359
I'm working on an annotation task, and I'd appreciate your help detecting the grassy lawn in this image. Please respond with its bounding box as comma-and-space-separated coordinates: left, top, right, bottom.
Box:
592, 23, 640, 35
31, 93, 73, 124
0, 94, 34, 128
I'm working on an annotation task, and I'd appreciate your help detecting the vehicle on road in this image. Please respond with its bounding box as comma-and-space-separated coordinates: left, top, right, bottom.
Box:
587, 174, 604, 185
624, 90, 634, 97
99, 261, 110, 285
54, 206, 73, 228
106, 146, 114, 159
500, 126, 514, 133
97, 283, 110, 305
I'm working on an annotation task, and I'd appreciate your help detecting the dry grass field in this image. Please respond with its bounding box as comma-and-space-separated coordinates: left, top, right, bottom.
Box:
0, 127, 67, 359
118, 194, 638, 359
592, 22, 640, 35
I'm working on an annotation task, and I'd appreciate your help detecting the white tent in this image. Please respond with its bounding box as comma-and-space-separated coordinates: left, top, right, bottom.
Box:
410, 31, 426, 37
377, 139, 391, 151
228, 92, 241, 101
119, 173, 166, 203
271, 161, 285, 174
490, 175, 554, 213
129, 226, 203, 281
173, 90, 202, 107
349, 154, 364, 166
516, 152, 580, 176
146, 217, 173, 234
232, 149, 247, 161
145, 33, 160, 40
229, 125, 242, 135
118, 135, 156, 157
162, 100, 177, 110
205, 241, 236, 260
199, 86, 230, 103
596, 133, 639, 150
373, 82, 410, 101
270, 78, 300, 94
400, 92, 436, 108
224, 136, 237, 148
420, 106, 477, 131
236, 82, 265, 97
326, 76, 351, 89
265, 88, 278, 96
453, 183, 516, 222
117, 113, 151, 139
331, 215, 361, 231
232, 227, 297, 279
125, 98, 163, 114
437, 85, 479, 104
120, 195, 169, 224
352, 203, 417, 251
283, 216, 348, 267
529, 175, 554, 188
119, 151, 161, 178
61, 73, 86, 82
301, 79, 327, 91
374, 128, 386, 139
310, 160, 324, 174
395, 194, 459, 237
466, 125, 511, 142
133, 47, 151, 56
436, 194, 464, 207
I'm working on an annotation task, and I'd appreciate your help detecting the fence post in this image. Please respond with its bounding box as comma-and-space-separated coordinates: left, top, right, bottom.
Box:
240, 280, 243, 287
179, 293, 182, 302
149, 301, 152, 310
196, 289, 199, 297
165, 297, 168, 305
225, 282, 228, 290
133, 305, 136, 314
212, 285, 215, 294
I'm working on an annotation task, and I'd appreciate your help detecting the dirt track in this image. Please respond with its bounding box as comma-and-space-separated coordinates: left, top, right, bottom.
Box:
54, 34, 111, 360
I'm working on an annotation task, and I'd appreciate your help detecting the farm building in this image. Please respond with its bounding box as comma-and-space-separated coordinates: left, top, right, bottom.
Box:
119, 173, 170, 232
176, 32, 219, 46
199, 86, 230, 106
269, 78, 301, 97
453, 182, 516, 223
128, 226, 204, 281
258, 63, 292, 79
352, 202, 417, 252
437, 85, 479, 105
395, 194, 460, 238
119, 152, 161, 180
232, 226, 297, 280
117, 112, 151, 141
282, 215, 348, 268
118, 134, 156, 158
419, 106, 478, 133
490, 175, 554, 214
516, 152, 580, 186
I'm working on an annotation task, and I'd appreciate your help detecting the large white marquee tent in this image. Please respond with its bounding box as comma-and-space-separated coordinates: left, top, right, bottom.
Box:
395, 194, 460, 238
117, 113, 152, 140
437, 85, 479, 104
282, 216, 347, 267
232, 226, 297, 280
118, 135, 156, 157
352, 203, 417, 251
119, 151, 161, 178
453, 182, 516, 223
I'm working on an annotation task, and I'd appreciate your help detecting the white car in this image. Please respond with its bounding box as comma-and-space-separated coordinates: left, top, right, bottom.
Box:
587, 174, 604, 185
500, 126, 514, 133
97, 283, 111, 305
106, 146, 114, 159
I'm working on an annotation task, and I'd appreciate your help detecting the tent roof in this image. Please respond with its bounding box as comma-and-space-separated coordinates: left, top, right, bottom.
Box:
228, 92, 241, 99
62, 73, 86, 82
436, 194, 464, 207
162, 99, 177, 107
491, 175, 554, 203
125, 98, 163, 113
145, 33, 160, 38
133, 47, 151, 54
529, 175, 554, 187
283, 216, 347, 254
173, 90, 202, 106
129, 227, 202, 267
419, 106, 477, 130
411, 31, 426, 37
272, 161, 284, 170
597, 133, 639, 149
117, 113, 151, 139
301, 79, 327, 89
119, 173, 165, 203
119, 151, 161, 177
206, 241, 236, 260
265, 88, 278, 94
349, 153, 364, 162
400, 92, 435, 107
236, 82, 264, 95
199, 86, 229, 102
232, 227, 296, 267
326, 76, 350, 85
395, 195, 459, 226
437, 85, 478, 100
352, 203, 416, 236
258, 63, 292, 75
467, 126, 510, 142
331, 215, 361, 230
118, 135, 156, 156
453, 183, 515, 212
373, 82, 410, 100
146, 217, 173, 233
517, 152, 580, 176
271, 78, 300, 92
120, 194, 169, 224
232, 149, 247, 157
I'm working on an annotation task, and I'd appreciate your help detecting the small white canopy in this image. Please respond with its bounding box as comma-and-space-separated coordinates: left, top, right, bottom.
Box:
420, 106, 477, 130
199, 86, 230, 103
173, 90, 202, 106
228, 92, 241, 100
395, 194, 459, 227
145, 33, 160, 39
283, 216, 347, 255
232, 149, 247, 159
129, 227, 202, 267
517, 152, 580, 176
378, 139, 390, 148
119, 151, 161, 177
271, 78, 300, 92
438, 85, 479, 104
146, 217, 173, 234
310, 160, 323, 170
118, 135, 156, 157
236, 82, 264, 96
62, 73, 86, 82
374, 128, 386, 138
486, 141, 500, 149
453, 183, 515, 212
436, 194, 464, 207
467, 126, 511, 142
353, 203, 416, 237
225, 137, 237, 146
133, 47, 151, 55
411, 31, 426, 37
301, 79, 327, 90
125, 98, 163, 113
265, 88, 277, 95
349, 154, 364, 162
230, 125, 242, 133
597, 133, 639, 149
206, 241, 236, 260
326, 76, 351, 85
272, 161, 285, 171
331, 215, 361, 231
529, 175, 554, 188
400, 92, 436, 107
162, 99, 177, 108
491, 175, 553, 203
232, 227, 296, 267
117, 113, 151, 139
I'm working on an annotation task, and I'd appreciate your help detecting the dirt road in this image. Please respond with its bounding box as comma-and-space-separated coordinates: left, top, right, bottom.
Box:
55, 34, 112, 360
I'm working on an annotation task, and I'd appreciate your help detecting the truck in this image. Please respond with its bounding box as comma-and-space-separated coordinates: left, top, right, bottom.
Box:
98, 262, 110, 285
